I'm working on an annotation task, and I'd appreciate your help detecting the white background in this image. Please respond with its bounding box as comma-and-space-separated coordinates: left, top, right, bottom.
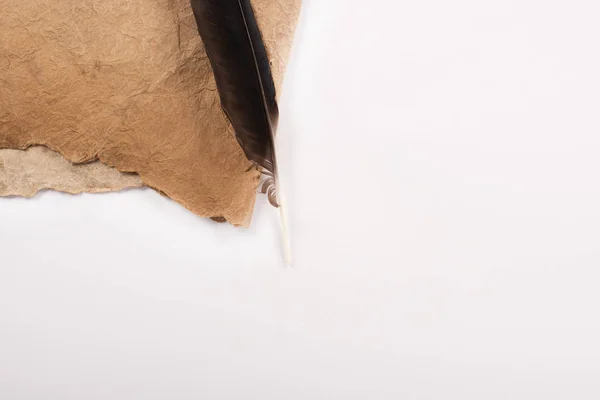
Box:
2, 0, 600, 398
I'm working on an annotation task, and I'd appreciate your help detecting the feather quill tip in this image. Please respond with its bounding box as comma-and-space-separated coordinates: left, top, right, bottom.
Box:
280, 205, 292, 266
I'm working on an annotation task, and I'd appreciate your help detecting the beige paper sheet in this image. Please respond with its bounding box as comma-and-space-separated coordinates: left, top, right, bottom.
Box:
0, 0, 300, 226
0, 146, 143, 197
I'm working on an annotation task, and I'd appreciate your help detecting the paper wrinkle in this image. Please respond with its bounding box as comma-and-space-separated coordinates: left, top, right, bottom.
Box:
0, 0, 301, 227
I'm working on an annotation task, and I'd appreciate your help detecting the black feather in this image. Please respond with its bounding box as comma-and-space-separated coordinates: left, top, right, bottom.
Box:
190, 0, 279, 205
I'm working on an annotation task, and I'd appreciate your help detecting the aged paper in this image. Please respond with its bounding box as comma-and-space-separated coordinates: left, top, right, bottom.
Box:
0, 146, 143, 197
0, 0, 301, 226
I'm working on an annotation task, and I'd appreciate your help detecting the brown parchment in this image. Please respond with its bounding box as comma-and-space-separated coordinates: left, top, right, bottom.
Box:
0, 0, 301, 226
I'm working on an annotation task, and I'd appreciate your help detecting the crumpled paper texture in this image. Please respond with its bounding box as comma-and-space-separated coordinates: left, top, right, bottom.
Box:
0, 146, 143, 197
0, 0, 301, 226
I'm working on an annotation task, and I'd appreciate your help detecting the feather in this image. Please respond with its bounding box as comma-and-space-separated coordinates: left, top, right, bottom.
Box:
190, 0, 291, 263
190, 0, 280, 206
